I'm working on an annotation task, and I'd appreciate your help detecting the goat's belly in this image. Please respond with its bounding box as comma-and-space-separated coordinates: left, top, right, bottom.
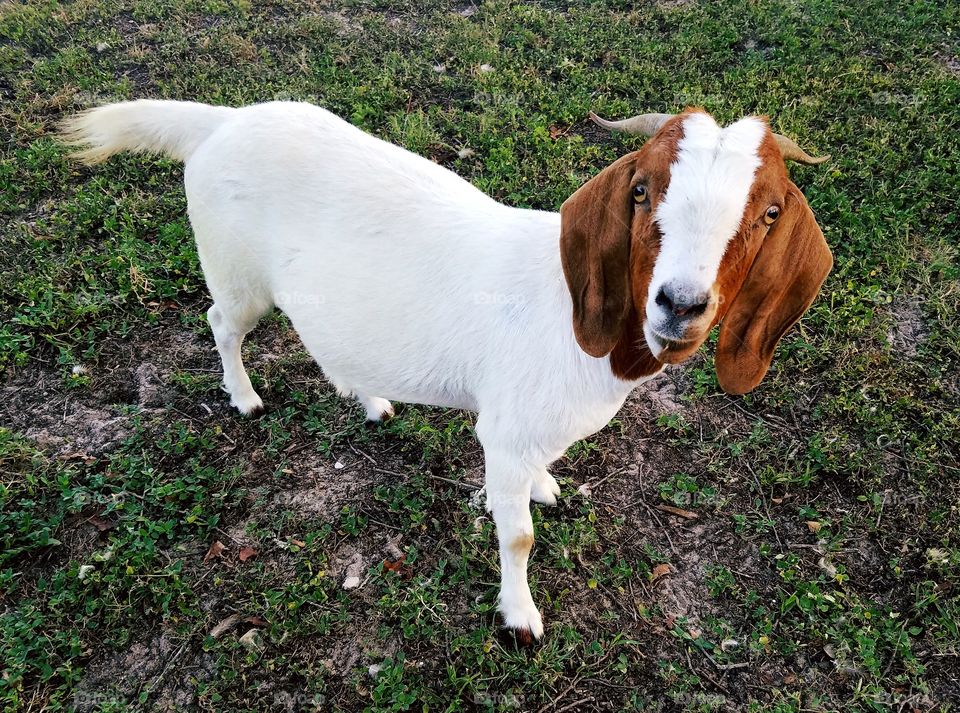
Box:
281, 305, 480, 412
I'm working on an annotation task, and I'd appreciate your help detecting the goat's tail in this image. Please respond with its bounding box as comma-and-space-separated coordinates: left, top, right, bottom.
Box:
60, 99, 237, 165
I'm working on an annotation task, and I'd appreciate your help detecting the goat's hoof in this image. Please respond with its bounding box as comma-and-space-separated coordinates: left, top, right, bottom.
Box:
530, 471, 561, 505
500, 602, 544, 641
364, 397, 395, 422
232, 392, 265, 417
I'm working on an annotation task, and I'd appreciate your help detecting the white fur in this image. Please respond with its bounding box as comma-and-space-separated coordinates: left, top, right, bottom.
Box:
647, 113, 765, 346
63, 100, 770, 638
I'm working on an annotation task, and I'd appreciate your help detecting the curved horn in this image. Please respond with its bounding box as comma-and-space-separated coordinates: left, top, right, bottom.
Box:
589, 111, 674, 137
772, 133, 830, 165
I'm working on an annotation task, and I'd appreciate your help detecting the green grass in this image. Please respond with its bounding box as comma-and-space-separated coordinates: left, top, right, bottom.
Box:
1, 0, 959, 710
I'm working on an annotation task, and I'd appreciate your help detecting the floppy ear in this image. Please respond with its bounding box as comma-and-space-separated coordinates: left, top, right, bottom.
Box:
715, 182, 833, 394
559, 154, 636, 357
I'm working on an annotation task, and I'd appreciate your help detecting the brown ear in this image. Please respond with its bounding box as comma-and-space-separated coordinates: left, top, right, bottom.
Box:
559, 154, 636, 357
716, 182, 833, 394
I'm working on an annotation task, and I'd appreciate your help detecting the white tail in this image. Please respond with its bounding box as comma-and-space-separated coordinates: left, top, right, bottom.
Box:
60, 99, 236, 165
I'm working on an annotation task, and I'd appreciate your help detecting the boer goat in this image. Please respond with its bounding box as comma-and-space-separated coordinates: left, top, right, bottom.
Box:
63, 100, 833, 639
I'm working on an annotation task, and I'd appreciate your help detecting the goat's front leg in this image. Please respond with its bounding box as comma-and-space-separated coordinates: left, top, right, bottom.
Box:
481, 442, 544, 639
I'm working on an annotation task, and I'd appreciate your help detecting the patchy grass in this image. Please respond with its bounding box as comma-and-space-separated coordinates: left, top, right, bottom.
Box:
1, 0, 958, 710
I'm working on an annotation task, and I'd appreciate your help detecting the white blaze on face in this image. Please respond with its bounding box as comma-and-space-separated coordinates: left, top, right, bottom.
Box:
646, 113, 766, 346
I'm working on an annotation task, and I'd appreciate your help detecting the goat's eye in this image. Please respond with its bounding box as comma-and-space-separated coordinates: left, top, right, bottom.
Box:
764, 205, 781, 225
633, 184, 648, 204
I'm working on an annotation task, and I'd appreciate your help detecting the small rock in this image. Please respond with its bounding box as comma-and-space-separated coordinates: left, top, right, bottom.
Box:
239, 628, 263, 652
334, 460, 345, 470
342, 553, 365, 590
95, 42, 110, 53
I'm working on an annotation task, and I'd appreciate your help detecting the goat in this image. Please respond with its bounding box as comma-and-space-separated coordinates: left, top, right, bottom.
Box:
62, 100, 833, 639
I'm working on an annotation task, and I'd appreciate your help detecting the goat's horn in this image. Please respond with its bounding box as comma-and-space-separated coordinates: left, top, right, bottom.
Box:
772, 133, 830, 165
589, 111, 674, 137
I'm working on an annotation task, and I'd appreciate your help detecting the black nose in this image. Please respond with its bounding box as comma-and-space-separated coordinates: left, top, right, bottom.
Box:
655, 284, 710, 318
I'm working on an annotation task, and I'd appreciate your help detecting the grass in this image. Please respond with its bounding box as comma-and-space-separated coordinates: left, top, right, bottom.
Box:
1, 0, 958, 710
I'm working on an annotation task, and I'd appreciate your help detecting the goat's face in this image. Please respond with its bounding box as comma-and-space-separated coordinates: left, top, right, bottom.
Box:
560, 109, 833, 394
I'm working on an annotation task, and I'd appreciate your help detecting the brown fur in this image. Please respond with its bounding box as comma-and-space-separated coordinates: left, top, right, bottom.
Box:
560, 114, 686, 376
510, 533, 535, 558
714, 145, 833, 392
560, 112, 832, 393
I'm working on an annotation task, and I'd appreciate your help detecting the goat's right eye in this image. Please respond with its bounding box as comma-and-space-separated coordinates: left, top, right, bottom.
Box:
633, 184, 648, 203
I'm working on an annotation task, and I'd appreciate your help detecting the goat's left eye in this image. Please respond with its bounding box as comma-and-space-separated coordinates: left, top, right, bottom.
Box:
764, 205, 781, 225
633, 184, 648, 203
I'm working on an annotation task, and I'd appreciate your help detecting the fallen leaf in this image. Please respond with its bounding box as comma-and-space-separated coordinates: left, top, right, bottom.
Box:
806, 520, 822, 533
656, 504, 698, 520
209, 614, 242, 639
290, 539, 306, 547
382, 554, 407, 573
62, 451, 96, 465
238, 546, 257, 562
652, 563, 672, 582
203, 540, 226, 563
244, 616, 268, 627
88, 515, 115, 532
382, 554, 414, 580
384, 536, 404, 560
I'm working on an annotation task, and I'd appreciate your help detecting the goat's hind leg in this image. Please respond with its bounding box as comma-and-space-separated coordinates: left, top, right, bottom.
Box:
358, 394, 394, 422
208, 303, 265, 416
325, 376, 394, 422
530, 468, 561, 505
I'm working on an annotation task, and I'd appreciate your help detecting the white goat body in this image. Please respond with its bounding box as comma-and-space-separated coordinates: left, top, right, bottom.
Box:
63, 99, 833, 639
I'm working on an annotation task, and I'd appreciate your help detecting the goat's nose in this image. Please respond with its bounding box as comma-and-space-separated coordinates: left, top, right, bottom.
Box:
655, 284, 711, 318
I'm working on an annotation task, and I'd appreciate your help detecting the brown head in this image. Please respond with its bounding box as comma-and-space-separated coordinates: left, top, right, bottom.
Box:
560, 109, 833, 394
